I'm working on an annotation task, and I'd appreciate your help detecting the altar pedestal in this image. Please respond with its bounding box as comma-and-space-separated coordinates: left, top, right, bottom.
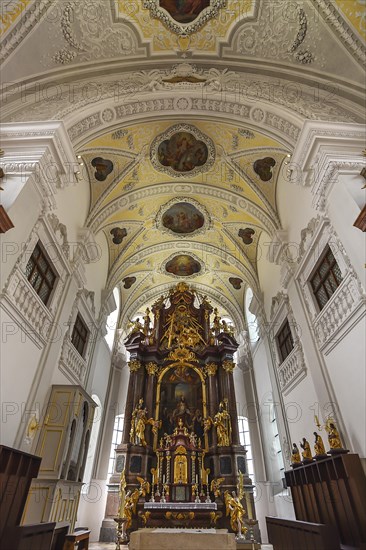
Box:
129, 528, 236, 550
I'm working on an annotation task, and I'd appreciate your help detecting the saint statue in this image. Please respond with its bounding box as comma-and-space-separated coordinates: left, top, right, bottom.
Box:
224, 490, 248, 539
123, 489, 140, 529
130, 399, 149, 446
300, 437, 313, 461
213, 400, 232, 447
291, 443, 301, 465
313, 431, 326, 456
143, 308, 151, 337
212, 308, 221, 335
325, 419, 343, 450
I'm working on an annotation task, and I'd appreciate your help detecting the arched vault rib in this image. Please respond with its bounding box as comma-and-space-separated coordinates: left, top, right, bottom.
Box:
119, 281, 246, 336
89, 183, 280, 237
106, 240, 260, 298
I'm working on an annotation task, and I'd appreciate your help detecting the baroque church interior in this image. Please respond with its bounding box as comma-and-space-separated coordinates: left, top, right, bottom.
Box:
0, 1, 365, 549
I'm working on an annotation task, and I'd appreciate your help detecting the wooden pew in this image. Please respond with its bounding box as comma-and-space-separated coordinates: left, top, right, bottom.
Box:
63, 529, 91, 550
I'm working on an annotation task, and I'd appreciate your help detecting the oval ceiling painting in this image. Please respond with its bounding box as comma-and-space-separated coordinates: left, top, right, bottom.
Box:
165, 255, 201, 277
158, 131, 208, 173
162, 202, 204, 234
159, 0, 210, 23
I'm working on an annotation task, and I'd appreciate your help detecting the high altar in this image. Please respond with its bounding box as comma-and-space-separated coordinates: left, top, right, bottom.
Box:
105, 283, 258, 540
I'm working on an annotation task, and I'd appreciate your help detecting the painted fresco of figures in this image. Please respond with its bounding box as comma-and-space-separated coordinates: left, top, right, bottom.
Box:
158, 131, 208, 172
162, 202, 204, 234
160, 0, 210, 23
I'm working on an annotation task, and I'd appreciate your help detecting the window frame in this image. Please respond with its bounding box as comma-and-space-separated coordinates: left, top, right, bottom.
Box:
276, 319, 294, 363
309, 245, 343, 312
25, 240, 58, 307
71, 313, 89, 358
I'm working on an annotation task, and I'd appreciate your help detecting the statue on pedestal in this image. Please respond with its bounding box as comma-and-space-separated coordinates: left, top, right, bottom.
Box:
313, 431, 327, 458
224, 490, 248, 540
325, 419, 344, 451
291, 443, 301, 466
130, 399, 149, 447
214, 400, 232, 447
300, 437, 313, 462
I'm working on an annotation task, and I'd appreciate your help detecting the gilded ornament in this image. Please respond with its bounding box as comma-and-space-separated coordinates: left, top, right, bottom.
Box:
205, 362, 218, 376
222, 360, 236, 373
145, 362, 159, 376
210, 477, 224, 498
128, 359, 142, 372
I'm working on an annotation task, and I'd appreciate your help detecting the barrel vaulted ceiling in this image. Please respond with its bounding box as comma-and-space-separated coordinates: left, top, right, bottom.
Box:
1, 0, 365, 329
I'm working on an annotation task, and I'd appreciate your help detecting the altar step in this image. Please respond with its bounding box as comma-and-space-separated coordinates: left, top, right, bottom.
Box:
129, 529, 273, 550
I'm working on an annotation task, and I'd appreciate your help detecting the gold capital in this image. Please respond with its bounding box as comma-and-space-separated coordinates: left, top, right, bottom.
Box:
145, 362, 159, 376
222, 360, 236, 373
205, 362, 218, 376
128, 359, 142, 372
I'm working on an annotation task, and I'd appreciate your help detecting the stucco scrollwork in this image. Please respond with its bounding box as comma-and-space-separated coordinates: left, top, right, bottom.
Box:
142, 0, 227, 36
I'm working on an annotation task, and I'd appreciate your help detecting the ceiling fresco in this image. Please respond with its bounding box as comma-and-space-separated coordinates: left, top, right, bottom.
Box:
1, 0, 365, 332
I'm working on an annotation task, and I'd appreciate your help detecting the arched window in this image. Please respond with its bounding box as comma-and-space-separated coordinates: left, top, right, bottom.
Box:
105, 287, 120, 350
238, 415, 255, 483
245, 288, 259, 344
108, 414, 125, 477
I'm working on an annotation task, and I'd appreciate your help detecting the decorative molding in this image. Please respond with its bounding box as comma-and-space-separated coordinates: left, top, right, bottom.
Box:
90, 183, 277, 242
142, 0, 227, 36
311, 0, 366, 66
0, 214, 70, 348
277, 346, 307, 395
150, 124, 215, 179
266, 230, 288, 265
59, 288, 98, 385
269, 292, 307, 395
1, 0, 55, 63
295, 216, 366, 355
59, 338, 88, 385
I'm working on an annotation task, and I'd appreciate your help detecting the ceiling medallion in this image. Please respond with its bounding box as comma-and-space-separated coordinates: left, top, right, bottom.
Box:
151, 124, 215, 178
143, 0, 227, 36
156, 197, 211, 238
163, 252, 203, 278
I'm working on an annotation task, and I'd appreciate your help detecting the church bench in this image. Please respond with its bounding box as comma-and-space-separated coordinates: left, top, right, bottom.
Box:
63, 528, 91, 550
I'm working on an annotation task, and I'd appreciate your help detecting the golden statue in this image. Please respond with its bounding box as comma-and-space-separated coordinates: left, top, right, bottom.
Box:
118, 469, 127, 518
150, 467, 158, 488
212, 308, 221, 335
136, 476, 150, 497
300, 437, 312, 461
313, 431, 326, 456
143, 308, 151, 337
325, 418, 343, 450
123, 489, 140, 530
210, 477, 224, 498
130, 399, 149, 446
128, 318, 143, 334
237, 470, 245, 501
213, 400, 232, 447
291, 443, 301, 464
224, 490, 247, 539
